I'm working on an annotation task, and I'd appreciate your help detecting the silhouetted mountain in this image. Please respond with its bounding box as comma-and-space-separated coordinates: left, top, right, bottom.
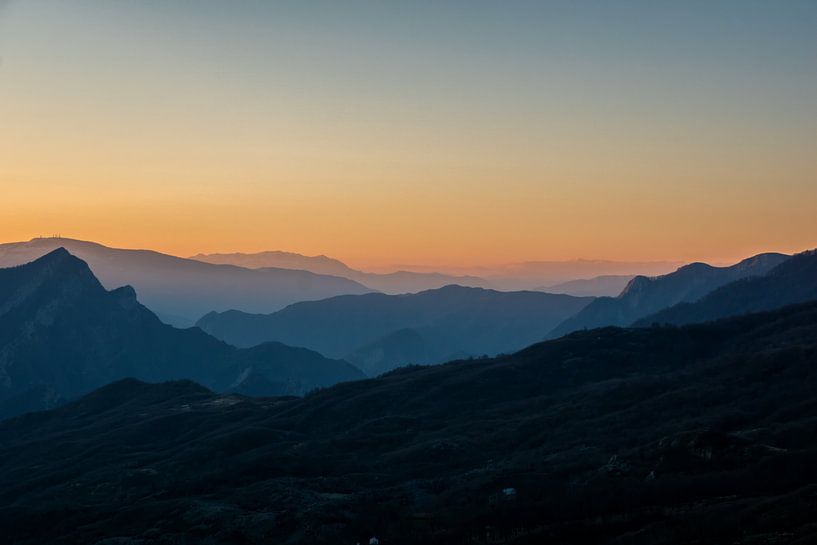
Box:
197, 285, 594, 373
0, 250, 363, 419
192, 250, 494, 294
542, 274, 635, 296
635, 249, 817, 327
2, 302, 817, 544
0, 238, 371, 325
548, 252, 789, 338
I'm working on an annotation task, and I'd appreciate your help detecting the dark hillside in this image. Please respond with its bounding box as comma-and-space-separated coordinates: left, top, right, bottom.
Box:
2, 302, 817, 544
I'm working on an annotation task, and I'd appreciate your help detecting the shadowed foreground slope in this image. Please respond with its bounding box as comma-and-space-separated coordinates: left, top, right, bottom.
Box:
2, 302, 817, 544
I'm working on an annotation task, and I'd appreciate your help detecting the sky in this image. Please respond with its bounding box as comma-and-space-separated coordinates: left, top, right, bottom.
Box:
1, 0, 815, 268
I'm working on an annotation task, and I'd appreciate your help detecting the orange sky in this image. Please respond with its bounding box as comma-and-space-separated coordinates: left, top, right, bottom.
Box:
1, 1, 815, 269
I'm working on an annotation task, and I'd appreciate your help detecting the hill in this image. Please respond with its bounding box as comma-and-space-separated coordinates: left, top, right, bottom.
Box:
635, 249, 817, 326
0, 238, 371, 326
548, 252, 789, 338
191, 250, 494, 294
1, 302, 817, 543
197, 285, 594, 374
479, 259, 681, 290
0, 249, 364, 419
190, 250, 358, 277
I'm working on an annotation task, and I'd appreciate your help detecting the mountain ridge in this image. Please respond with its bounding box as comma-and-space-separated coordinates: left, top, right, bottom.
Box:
0, 249, 365, 419
2, 300, 817, 543
197, 284, 594, 374
548, 251, 790, 338
0, 238, 371, 325
634, 249, 817, 327
191, 250, 495, 294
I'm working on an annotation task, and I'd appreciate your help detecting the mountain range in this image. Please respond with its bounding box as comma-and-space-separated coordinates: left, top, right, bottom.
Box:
191, 250, 358, 277
192, 250, 493, 293
0, 239, 695, 328
2, 301, 817, 544
0, 238, 371, 326
0, 249, 363, 419
471, 259, 681, 290
547, 252, 790, 338
634, 249, 817, 327
197, 286, 594, 375
192, 250, 685, 293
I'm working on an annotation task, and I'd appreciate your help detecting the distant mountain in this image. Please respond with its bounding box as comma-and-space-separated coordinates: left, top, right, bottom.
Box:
190, 250, 357, 277
548, 252, 790, 338
192, 250, 493, 294
542, 274, 635, 297
635, 249, 817, 327
0, 238, 371, 325
479, 259, 682, 290
345, 270, 493, 295
368, 258, 682, 287
3, 301, 817, 544
197, 285, 594, 374
0, 249, 364, 419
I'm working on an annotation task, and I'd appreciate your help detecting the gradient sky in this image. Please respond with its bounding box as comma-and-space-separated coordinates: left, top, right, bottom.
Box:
1, 1, 815, 268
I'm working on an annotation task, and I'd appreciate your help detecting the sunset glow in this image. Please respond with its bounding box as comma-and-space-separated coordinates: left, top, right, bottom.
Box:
1, 1, 815, 268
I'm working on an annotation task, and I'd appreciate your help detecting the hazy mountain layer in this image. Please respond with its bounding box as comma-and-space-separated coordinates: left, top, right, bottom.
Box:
0, 238, 371, 325
190, 250, 358, 277
2, 302, 816, 544
0, 249, 363, 419
541, 274, 635, 297
197, 285, 594, 374
192, 250, 494, 294
191, 251, 689, 293
476, 259, 681, 290
548, 252, 789, 338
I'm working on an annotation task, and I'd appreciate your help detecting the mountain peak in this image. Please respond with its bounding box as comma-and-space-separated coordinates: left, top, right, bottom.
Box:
25, 248, 101, 285
26, 247, 88, 270
618, 275, 651, 297
0, 248, 102, 293
34, 246, 72, 263
674, 262, 716, 274
732, 252, 790, 272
